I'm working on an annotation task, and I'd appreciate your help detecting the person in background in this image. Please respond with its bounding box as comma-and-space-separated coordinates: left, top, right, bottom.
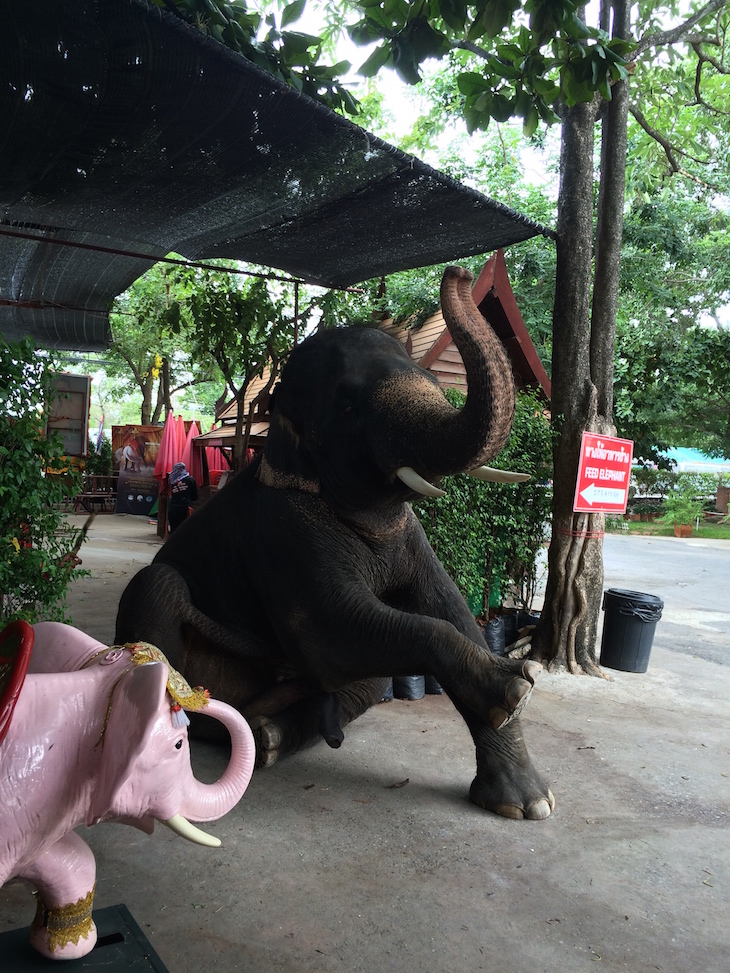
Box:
167, 462, 198, 534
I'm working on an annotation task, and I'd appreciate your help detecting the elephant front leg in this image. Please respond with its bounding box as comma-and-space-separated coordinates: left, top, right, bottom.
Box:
453, 701, 555, 820
21, 832, 98, 959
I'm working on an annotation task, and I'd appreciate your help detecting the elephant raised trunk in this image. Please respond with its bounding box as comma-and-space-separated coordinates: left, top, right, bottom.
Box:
176, 697, 256, 827
374, 265, 515, 483
438, 265, 515, 470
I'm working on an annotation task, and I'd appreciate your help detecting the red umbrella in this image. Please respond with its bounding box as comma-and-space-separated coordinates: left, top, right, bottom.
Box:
181, 420, 203, 486
153, 412, 180, 493
206, 424, 228, 474
174, 414, 187, 463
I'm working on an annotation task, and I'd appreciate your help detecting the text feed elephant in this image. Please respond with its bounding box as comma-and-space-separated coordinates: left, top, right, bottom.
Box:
1, 621, 256, 960
116, 266, 554, 821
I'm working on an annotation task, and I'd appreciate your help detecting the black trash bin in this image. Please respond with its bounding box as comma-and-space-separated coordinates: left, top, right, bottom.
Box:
599, 588, 663, 673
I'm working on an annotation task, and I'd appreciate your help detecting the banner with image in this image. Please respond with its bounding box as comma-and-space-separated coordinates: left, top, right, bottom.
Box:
112, 425, 164, 516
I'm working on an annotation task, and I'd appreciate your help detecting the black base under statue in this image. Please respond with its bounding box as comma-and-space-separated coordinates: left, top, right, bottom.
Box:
0, 904, 170, 973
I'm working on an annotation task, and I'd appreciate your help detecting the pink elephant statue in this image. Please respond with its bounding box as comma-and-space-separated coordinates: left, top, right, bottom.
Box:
0, 620, 256, 960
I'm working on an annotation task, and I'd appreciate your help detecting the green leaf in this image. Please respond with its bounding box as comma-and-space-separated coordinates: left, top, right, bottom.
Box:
358, 44, 392, 78
567, 12, 593, 40
464, 104, 489, 134
474, 91, 492, 113
515, 88, 531, 118
457, 71, 491, 95
348, 18, 390, 47
523, 106, 539, 137
481, 0, 519, 40
280, 31, 322, 53
280, 0, 306, 29
438, 0, 468, 33
392, 37, 422, 85
491, 92, 513, 122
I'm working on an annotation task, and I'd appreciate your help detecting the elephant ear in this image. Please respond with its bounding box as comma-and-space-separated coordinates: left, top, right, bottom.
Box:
87, 662, 168, 826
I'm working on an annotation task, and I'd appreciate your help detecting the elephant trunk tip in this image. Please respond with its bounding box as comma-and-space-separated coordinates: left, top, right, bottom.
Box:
443, 265, 474, 284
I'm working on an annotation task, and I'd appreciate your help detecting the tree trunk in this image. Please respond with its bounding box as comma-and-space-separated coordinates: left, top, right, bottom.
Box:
530, 97, 606, 676
151, 373, 164, 425
531, 2, 631, 675
140, 372, 154, 426
592, 0, 629, 419
161, 357, 172, 418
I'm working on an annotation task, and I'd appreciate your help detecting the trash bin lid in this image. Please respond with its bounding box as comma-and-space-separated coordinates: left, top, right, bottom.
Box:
605, 588, 663, 606
602, 588, 663, 621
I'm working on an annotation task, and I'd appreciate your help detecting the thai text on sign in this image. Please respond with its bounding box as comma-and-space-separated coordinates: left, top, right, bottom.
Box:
573, 432, 634, 514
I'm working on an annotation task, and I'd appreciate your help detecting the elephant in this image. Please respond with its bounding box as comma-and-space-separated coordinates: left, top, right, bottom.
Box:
115, 265, 554, 821
0, 620, 256, 960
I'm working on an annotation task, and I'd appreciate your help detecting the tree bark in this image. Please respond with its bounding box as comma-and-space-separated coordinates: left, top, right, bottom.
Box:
530, 97, 606, 676
531, 1, 632, 675
592, 0, 629, 419
140, 373, 154, 426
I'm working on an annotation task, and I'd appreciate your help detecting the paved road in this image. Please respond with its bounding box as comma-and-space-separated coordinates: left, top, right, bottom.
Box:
601, 533, 730, 666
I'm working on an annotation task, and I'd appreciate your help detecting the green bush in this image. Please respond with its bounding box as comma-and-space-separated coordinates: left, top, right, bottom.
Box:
0, 337, 86, 623
660, 474, 707, 527
416, 389, 553, 614
85, 435, 114, 475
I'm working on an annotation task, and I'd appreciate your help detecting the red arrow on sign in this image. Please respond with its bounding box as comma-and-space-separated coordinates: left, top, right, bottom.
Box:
573, 432, 634, 514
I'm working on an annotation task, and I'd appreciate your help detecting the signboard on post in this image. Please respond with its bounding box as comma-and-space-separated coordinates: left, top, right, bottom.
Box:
573, 433, 634, 514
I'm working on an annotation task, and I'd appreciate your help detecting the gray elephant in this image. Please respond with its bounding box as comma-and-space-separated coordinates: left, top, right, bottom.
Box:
116, 266, 554, 820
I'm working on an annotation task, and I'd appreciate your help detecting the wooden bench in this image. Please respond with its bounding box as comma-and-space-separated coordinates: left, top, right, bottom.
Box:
73, 474, 118, 513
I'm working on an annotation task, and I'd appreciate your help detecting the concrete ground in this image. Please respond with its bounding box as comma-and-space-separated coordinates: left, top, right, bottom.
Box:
2, 514, 729, 973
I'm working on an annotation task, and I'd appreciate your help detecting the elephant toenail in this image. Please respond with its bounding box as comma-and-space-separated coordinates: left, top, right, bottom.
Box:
525, 798, 552, 820
522, 660, 542, 683
257, 749, 279, 768
260, 724, 281, 750
489, 706, 509, 730
506, 677, 532, 711
495, 803, 525, 820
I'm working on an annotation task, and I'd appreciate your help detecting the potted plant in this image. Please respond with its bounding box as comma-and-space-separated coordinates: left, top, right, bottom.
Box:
660, 486, 706, 537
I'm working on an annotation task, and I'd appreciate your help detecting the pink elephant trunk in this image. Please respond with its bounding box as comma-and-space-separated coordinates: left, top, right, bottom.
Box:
179, 699, 256, 823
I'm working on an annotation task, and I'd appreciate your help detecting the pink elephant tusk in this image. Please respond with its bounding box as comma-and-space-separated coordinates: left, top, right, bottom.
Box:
163, 813, 221, 847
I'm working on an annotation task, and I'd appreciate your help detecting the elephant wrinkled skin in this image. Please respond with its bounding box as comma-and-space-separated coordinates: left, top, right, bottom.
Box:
116, 266, 554, 821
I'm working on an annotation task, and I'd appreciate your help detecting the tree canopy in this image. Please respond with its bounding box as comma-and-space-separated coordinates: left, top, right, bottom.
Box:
162, 263, 300, 468
108, 264, 220, 426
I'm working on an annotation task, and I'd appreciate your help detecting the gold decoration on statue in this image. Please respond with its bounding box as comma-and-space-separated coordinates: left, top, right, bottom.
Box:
31, 886, 95, 953
123, 641, 210, 726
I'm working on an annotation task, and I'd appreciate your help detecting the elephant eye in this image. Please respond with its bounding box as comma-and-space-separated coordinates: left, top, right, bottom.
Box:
175, 739, 183, 750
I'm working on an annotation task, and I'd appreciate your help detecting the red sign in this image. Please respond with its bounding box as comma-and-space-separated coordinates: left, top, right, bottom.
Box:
573, 433, 634, 513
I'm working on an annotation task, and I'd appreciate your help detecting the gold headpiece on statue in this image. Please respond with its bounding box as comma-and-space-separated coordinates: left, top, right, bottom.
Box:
123, 641, 210, 727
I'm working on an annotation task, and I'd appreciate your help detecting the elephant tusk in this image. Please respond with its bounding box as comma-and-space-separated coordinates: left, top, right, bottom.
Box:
163, 813, 221, 848
467, 466, 531, 484
396, 466, 446, 498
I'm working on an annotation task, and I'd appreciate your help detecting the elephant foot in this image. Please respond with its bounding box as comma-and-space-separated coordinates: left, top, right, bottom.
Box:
469, 748, 555, 821
484, 658, 542, 731
249, 716, 282, 768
